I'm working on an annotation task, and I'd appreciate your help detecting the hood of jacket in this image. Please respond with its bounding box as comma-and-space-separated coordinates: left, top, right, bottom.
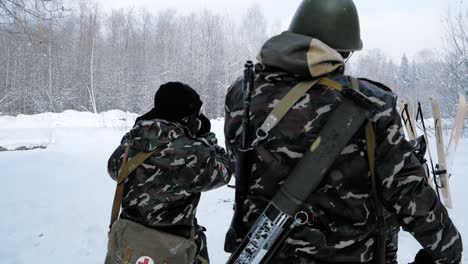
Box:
257, 31, 344, 79
126, 119, 186, 152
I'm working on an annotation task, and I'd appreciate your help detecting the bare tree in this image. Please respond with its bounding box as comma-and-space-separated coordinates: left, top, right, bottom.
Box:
443, 4, 468, 91
0, 90, 17, 112
0, 0, 66, 38
439, 3, 468, 116
87, 2, 98, 113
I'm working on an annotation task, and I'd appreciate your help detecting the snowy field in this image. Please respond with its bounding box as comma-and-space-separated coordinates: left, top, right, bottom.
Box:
0, 110, 466, 263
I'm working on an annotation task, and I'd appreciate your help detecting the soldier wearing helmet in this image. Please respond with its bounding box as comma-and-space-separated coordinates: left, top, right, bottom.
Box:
224, 0, 462, 263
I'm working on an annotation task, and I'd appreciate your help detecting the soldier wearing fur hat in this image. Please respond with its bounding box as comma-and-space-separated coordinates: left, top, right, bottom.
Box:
106, 82, 231, 264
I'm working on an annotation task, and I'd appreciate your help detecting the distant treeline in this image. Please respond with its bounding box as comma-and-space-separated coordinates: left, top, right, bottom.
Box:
0, 1, 467, 119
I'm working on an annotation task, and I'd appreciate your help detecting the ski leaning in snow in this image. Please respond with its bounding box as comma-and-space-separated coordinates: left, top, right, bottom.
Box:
399, 99, 440, 192
415, 102, 440, 198
446, 95, 468, 173
430, 98, 452, 208
399, 98, 418, 140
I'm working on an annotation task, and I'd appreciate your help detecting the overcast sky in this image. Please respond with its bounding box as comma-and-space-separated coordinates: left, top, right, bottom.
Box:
96, 0, 464, 61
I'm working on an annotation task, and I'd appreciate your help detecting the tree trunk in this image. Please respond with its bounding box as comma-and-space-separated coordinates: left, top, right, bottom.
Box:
89, 10, 97, 114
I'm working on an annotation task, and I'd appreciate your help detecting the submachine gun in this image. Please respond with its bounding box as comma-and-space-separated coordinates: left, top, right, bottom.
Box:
224, 61, 255, 253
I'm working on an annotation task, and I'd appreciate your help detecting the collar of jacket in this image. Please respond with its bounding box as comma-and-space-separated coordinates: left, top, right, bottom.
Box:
257, 31, 344, 79
129, 119, 186, 152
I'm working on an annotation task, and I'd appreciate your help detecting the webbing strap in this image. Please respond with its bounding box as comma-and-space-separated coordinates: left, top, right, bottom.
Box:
350, 76, 360, 92
319, 77, 342, 91
109, 145, 157, 227
257, 79, 320, 139
117, 150, 157, 184
256, 77, 342, 141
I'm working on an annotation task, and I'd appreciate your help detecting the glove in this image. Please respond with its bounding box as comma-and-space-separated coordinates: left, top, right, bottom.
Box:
184, 113, 202, 136
224, 225, 243, 253
410, 249, 435, 264
196, 114, 211, 137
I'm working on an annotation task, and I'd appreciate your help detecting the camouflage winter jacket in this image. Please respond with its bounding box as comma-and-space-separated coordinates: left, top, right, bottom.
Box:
108, 119, 231, 260
224, 32, 462, 263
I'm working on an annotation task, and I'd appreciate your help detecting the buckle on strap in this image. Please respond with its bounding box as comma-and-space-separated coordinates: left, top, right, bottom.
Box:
293, 211, 309, 226
256, 114, 279, 140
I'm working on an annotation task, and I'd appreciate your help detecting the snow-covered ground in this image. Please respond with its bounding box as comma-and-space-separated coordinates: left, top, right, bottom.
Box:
0, 110, 137, 151
0, 110, 465, 263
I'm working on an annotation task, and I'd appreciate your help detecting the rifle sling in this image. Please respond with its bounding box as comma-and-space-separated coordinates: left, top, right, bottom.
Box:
232, 76, 387, 263
257, 76, 368, 213
266, 77, 385, 264
272, 93, 373, 215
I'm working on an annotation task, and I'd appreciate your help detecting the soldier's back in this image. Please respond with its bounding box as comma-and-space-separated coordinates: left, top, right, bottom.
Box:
225, 66, 397, 262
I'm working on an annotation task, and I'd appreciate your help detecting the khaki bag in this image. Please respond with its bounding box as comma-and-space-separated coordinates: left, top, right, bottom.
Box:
105, 145, 198, 264
105, 219, 197, 264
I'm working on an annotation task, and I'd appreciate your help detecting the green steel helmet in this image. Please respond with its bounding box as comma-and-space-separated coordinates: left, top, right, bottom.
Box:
289, 0, 363, 52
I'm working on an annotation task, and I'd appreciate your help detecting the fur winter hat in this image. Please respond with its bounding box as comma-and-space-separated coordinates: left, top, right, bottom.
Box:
135, 82, 202, 124
154, 82, 202, 122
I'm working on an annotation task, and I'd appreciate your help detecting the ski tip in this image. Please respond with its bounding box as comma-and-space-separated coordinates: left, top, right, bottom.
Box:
458, 94, 467, 105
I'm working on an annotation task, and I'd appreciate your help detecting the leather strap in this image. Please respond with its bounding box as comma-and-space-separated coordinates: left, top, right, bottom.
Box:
110, 145, 130, 228
197, 256, 209, 264
365, 122, 386, 264
365, 123, 376, 177
191, 226, 196, 241
109, 145, 158, 228
122, 247, 133, 264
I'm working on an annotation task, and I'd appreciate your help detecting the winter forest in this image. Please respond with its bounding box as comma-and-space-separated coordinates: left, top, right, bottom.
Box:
0, 0, 467, 119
